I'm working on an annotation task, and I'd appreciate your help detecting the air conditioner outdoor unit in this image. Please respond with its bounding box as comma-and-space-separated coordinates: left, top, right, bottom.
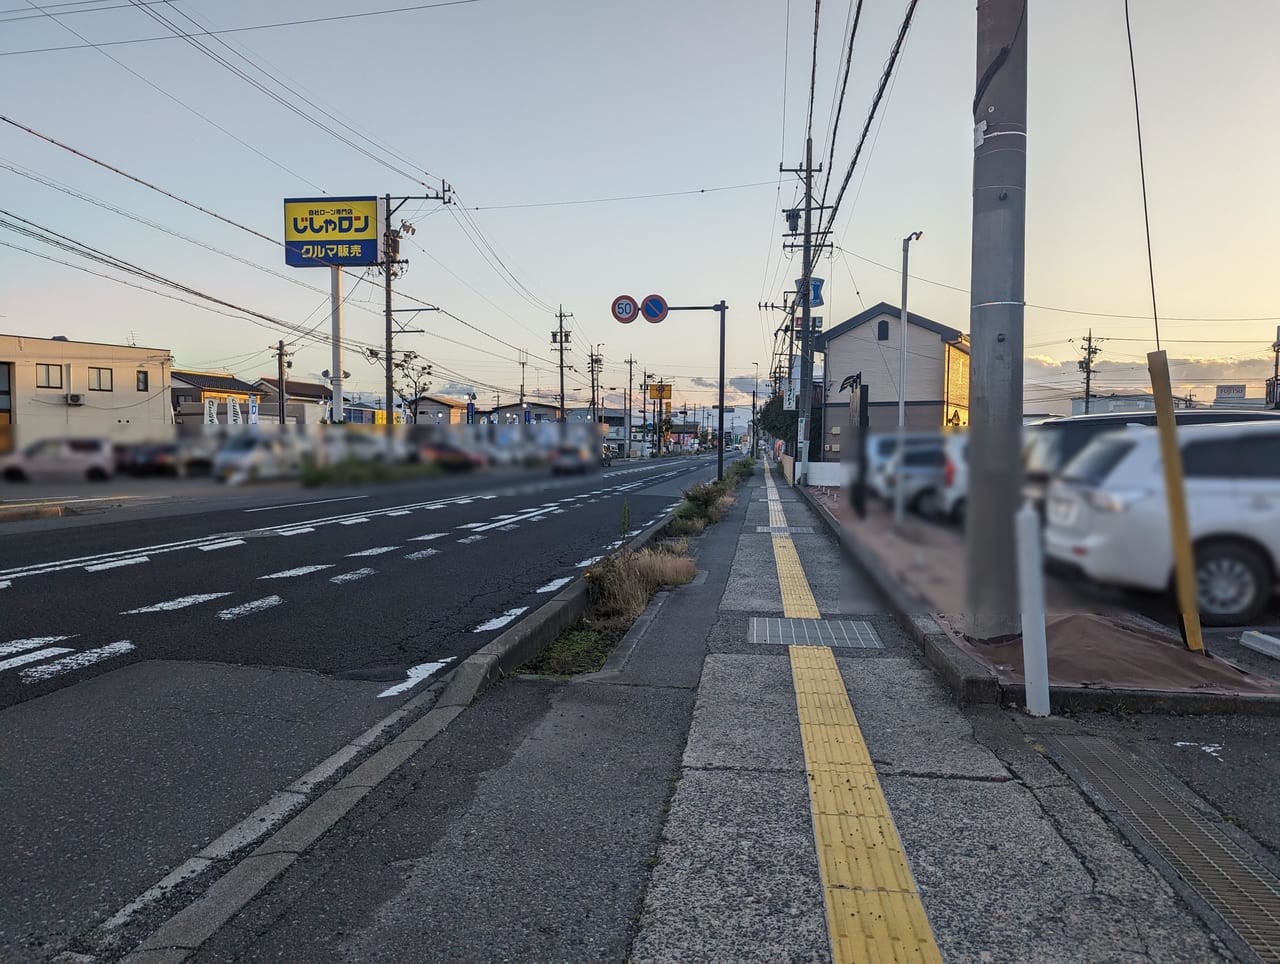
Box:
65, 393, 85, 406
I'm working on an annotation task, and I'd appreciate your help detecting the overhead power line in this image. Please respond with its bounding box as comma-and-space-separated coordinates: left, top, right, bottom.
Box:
466, 180, 776, 211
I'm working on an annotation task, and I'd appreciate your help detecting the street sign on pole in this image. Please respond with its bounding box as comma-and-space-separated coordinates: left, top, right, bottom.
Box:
611, 295, 639, 324
283, 197, 379, 268
641, 294, 669, 323
795, 277, 824, 308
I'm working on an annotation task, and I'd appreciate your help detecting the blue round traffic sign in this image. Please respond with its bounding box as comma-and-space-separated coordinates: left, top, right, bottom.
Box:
641, 294, 668, 324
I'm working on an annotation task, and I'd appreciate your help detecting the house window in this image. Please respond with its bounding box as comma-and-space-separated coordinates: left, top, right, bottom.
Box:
136, 370, 149, 392
877, 320, 889, 341
36, 363, 63, 388
89, 367, 113, 391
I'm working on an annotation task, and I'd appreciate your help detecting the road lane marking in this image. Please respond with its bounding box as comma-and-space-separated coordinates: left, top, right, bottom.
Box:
338, 517, 370, 525
498, 524, 519, 531
278, 527, 316, 537
122, 593, 233, 613
490, 514, 518, 520
409, 533, 447, 541
85, 556, 149, 572
473, 607, 528, 632
244, 496, 368, 513
0, 646, 74, 672
575, 556, 604, 568
457, 522, 486, 529
258, 566, 333, 580
21, 641, 135, 682
330, 568, 375, 584
386, 510, 411, 517
0, 581, 9, 589
789, 645, 941, 963
0, 636, 74, 657
457, 534, 485, 544
217, 596, 283, 620
404, 549, 440, 561
535, 577, 573, 593
377, 658, 456, 698
198, 539, 245, 552
345, 546, 401, 557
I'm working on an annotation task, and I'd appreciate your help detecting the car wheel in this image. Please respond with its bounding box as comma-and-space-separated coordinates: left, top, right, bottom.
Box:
3, 467, 26, 482
951, 498, 967, 527
1193, 539, 1271, 627
912, 488, 941, 518
86, 467, 109, 482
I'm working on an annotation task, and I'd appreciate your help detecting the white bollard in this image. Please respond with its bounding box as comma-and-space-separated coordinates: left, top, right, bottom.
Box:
1016, 501, 1051, 717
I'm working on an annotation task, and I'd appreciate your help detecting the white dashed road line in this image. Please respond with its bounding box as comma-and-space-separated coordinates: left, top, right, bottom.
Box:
535, 577, 573, 593
330, 568, 375, 584
404, 549, 440, 561
457, 522, 486, 530
385, 510, 412, 517
217, 596, 283, 620
85, 557, 149, 572
277, 527, 315, 537
122, 593, 233, 614
338, 518, 370, 526
20, 641, 135, 682
409, 533, 447, 542
0, 646, 74, 672
259, 566, 334, 580
346, 546, 401, 557
575, 556, 604, 568
457, 535, 485, 545
198, 540, 245, 552
473, 607, 528, 632
377, 658, 455, 698
244, 496, 367, 513
0, 636, 73, 657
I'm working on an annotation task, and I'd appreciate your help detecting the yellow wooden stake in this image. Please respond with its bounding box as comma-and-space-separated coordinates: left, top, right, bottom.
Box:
1148, 350, 1204, 653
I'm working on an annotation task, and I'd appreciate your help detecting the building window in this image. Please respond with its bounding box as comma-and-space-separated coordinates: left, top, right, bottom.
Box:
877, 320, 890, 341
36, 363, 63, 389
137, 370, 149, 392
89, 367, 113, 391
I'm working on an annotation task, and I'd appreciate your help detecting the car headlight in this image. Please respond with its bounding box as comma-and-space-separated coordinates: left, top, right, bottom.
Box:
1085, 488, 1150, 513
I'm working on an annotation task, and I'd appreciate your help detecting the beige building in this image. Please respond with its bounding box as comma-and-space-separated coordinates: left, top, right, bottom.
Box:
0, 334, 175, 453
412, 394, 469, 425
816, 303, 970, 450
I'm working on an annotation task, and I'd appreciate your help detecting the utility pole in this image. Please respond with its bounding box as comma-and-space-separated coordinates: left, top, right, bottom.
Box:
588, 345, 604, 426
1076, 329, 1103, 413
895, 231, 924, 526
797, 139, 816, 483
752, 361, 759, 456
964, 0, 1028, 642
1271, 326, 1280, 409
275, 339, 286, 425
518, 349, 528, 407
625, 355, 636, 458
553, 306, 573, 426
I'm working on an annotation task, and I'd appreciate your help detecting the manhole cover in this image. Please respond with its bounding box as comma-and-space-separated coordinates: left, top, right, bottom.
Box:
750, 617, 882, 649
1041, 734, 1280, 963
756, 526, 814, 534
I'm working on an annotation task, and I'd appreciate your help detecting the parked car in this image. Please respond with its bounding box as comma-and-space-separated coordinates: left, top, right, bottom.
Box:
939, 433, 969, 523
1024, 409, 1280, 516
419, 440, 485, 472
865, 432, 944, 500
1, 437, 113, 482
212, 435, 302, 484
124, 443, 186, 477
550, 443, 594, 475
882, 443, 947, 515
1044, 421, 1280, 626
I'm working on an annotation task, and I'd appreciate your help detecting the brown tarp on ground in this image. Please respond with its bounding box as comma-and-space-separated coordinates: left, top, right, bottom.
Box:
960, 613, 1280, 695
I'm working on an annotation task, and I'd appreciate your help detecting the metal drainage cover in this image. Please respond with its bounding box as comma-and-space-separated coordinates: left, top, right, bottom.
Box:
1041, 734, 1280, 963
750, 617, 882, 649
756, 526, 814, 534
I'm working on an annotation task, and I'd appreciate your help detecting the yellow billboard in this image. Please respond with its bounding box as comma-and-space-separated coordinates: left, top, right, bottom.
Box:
284, 196, 379, 267
648, 383, 673, 400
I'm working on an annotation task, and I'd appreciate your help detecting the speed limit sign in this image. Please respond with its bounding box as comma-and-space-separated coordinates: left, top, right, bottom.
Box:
611, 295, 639, 324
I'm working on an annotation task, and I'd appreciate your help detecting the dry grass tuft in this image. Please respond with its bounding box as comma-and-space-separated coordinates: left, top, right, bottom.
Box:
587, 548, 697, 620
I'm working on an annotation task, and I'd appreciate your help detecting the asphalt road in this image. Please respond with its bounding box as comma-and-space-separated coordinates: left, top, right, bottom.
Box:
0, 455, 721, 961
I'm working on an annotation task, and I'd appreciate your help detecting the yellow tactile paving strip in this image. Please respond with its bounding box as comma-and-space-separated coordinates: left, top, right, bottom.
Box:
790, 644, 942, 963
763, 464, 820, 618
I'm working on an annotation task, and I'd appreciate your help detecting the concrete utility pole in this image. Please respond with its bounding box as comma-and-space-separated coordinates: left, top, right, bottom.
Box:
1077, 329, 1103, 413
964, 0, 1028, 642
275, 339, 287, 425
895, 231, 923, 526
518, 349, 528, 407
1271, 326, 1280, 409
553, 306, 573, 426
752, 361, 759, 455
796, 138, 816, 484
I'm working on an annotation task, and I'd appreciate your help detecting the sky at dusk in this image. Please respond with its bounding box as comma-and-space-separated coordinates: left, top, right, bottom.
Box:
2, 0, 1277, 415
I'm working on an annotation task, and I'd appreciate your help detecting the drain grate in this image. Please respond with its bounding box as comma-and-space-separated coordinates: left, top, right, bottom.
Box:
750, 617, 882, 649
1041, 734, 1280, 963
756, 526, 814, 534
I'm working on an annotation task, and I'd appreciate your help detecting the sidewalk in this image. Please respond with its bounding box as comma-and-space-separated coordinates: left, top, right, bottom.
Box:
173, 462, 1230, 962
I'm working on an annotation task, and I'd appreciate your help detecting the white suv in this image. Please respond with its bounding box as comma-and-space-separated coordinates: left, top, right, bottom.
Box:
1044, 421, 1280, 626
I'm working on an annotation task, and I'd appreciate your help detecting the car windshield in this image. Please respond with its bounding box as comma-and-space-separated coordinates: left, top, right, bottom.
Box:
1060, 436, 1135, 485
1023, 428, 1060, 476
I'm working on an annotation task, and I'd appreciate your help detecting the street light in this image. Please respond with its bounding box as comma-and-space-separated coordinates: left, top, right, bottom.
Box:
895, 230, 924, 526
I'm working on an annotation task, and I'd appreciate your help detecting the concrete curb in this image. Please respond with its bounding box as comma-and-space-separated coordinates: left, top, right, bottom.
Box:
795, 485, 1280, 716
0, 504, 66, 523
794, 483, 1000, 705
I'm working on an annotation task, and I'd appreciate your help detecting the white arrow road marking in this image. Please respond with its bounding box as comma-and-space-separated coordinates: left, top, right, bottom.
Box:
85, 557, 149, 572
0, 646, 74, 672
409, 533, 447, 541
259, 566, 334, 580
20, 641, 135, 682
122, 593, 232, 614
199, 539, 245, 552
217, 596, 283, 620
535, 577, 573, 594
346, 546, 401, 557
0, 636, 74, 657
377, 657, 456, 698
330, 568, 375, 584
404, 549, 440, 561
473, 607, 529, 632
575, 556, 604, 568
